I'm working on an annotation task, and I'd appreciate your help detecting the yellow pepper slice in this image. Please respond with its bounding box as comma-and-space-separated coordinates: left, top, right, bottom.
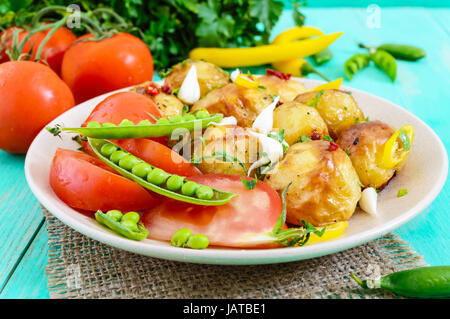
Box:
305, 78, 343, 92
189, 32, 343, 68
305, 221, 348, 245
235, 73, 259, 89
381, 124, 415, 168
272, 26, 324, 44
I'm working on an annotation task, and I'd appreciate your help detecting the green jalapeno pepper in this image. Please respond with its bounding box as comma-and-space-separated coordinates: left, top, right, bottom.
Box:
351, 266, 450, 298
344, 53, 371, 80
371, 49, 397, 82
89, 138, 237, 205
95, 210, 148, 240
61, 113, 223, 139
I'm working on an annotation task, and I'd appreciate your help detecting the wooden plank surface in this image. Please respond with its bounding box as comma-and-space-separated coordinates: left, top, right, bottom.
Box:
0, 7, 449, 298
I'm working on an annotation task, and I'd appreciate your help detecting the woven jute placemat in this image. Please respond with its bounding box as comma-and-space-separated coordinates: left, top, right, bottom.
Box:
43, 209, 427, 299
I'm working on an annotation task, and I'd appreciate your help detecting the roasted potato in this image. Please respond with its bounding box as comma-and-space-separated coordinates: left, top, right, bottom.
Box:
164, 59, 230, 98
133, 82, 183, 117
273, 101, 329, 145
194, 125, 260, 175
265, 141, 361, 226
337, 120, 402, 190
191, 83, 274, 127
258, 75, 307, 102
294, 89, 365, 139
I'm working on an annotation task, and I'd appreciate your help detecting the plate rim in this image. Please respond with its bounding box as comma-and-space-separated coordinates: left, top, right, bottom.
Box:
24, 78, 449, 265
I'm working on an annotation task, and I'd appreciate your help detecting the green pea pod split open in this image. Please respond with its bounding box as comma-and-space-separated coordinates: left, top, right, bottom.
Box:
95, 210, 149, 240
63, 114, 223, 139
89, 138, 237, 206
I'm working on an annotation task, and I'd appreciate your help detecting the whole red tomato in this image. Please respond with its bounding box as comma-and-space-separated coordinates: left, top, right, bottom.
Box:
0, 61, 75, 154
61, 33, 154, 103
0, 25, 76, 75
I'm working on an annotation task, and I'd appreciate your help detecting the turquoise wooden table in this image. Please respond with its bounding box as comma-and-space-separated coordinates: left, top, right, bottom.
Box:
0, 6, 449, 298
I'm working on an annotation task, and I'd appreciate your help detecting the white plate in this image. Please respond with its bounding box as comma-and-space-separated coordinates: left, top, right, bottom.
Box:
25, 79, 448, 265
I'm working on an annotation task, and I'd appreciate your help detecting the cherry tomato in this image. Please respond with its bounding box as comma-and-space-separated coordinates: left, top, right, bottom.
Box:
61, 33, 154, 103
0, 25, 76, 75
116, 139, 202, 177
0, 61, 75, 154
142, 174, 282, 248
50, 148, 159, 212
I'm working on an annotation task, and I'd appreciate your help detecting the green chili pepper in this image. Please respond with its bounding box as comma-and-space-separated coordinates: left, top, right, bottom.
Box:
344, 53, 371, 80
89, 138, 237, 205
351, 266, 450, 298
61, 113, 223, 139
360, 43, 426, 61
371, 49, 397, 82
95, 210, 148, 241
300, 61, 330, 82
312, 48, 333, 65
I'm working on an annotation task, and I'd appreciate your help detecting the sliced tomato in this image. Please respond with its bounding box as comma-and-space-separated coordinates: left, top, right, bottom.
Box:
116, 139, 201, 177
142, 174, 282, 248
50, 148, 159, 212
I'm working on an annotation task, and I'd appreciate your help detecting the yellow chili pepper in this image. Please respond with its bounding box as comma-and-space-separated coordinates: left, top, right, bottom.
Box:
235, 73, 259, 89
305, 78, 343, 92
305, 221, 348, 245
381, 124, 415, 169
272, 58, 307, 77
189, 32, 343, 68
272, 26, 324, 44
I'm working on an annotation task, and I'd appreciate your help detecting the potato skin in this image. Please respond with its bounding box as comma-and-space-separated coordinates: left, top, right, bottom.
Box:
337, 120, 400, 190
294, 89, 365, 139
258, 75, 306, 102
264, 141, 361, 226
164, 59, 230, 98
133, 82, 183, 117
191, 83, 273, 127
273, 101, 328, 145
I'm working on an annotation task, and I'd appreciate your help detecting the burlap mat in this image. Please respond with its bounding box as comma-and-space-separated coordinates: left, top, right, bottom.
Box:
43, 209, 427, 299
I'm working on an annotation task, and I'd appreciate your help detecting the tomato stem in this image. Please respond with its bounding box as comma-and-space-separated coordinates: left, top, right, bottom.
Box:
31, 6, 68, 28
34, 18, 67, 62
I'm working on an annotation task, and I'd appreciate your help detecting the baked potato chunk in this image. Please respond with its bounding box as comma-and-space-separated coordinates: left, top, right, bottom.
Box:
273, 101, 329, 145
337, 120, 401, 190
193, 125, 260, 175
164, 59, 230, 98
133, 82, 183, 117
191, 83, 274, 127
258, 75, 307, 102
294, 89, 365, 139
264, 141, 361, 226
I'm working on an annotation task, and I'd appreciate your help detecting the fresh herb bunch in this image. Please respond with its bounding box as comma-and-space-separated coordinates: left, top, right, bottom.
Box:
0, 0, 306, 70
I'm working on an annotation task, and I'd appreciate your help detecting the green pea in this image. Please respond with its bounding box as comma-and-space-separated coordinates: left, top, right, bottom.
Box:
196, 185, 214, 200
138, 119, 152, 126
106, 210, 123, 222
181, 181, 199, 196
100, 143, 118, 157
371, 50, 397, 82
119, 119, 134, 126
195, 110, 209, 119
122, 211, 140, 224
166, 175, 184, 191
110, 150, 127, 163
186, 234, 209, 249
156, 118, 170, 125
86, 121, 101, 128
170, 228, 192, 247
118, 155, 141, 171
102, 122, 116, 127
120, 219, 138, 232
169, 115, 183, 123
147, 168, 170, 185
131, 162, 153, 179
183, 114, 196, 122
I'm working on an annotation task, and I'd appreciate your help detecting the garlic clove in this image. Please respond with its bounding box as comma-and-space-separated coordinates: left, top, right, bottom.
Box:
230, 68, 241, 83
359, 187, 378, 215
252, 95, 280, 134
178, 65, 200, 104
209, 116, 237, 126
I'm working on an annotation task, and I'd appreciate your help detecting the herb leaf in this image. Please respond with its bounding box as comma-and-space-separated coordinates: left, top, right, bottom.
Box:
241, 175, 258, 190
306, 90, 324, 107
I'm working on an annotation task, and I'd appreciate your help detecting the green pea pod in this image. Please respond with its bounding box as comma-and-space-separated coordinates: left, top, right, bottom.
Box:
62, 113, 223, 139
351, 266, 450, 298
89, 138, 237, 206
343, 53, 371, 80
377, 43, 426, 61
312, 48, 333, 65
95, 210, 148, 240
371, 49, 397, 82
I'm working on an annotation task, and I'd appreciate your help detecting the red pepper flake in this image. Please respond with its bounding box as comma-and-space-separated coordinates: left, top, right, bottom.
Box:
145, 83, 159, 96
328, 141, 339, 151
266, 68, 292, 80
311, 130, 321, 140
277, 101, 284, 106
161, 82, 171, 94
